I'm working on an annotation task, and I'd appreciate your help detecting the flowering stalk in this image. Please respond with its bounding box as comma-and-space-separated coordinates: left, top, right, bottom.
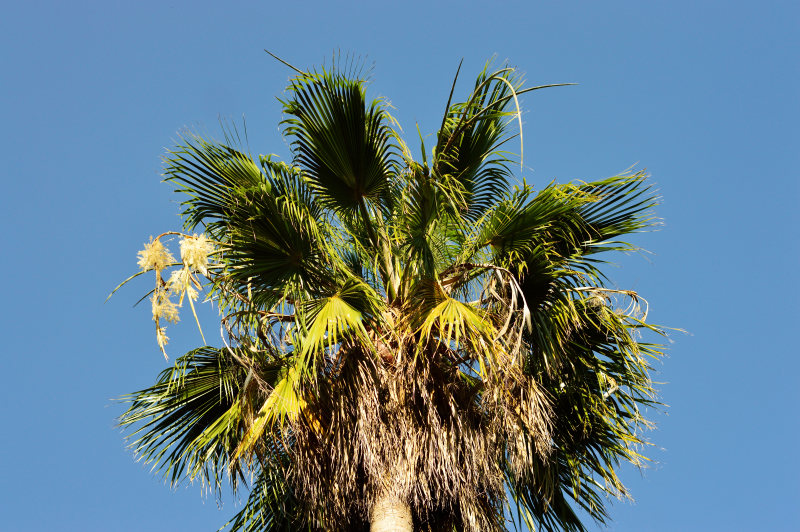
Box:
116, 232, 218, 358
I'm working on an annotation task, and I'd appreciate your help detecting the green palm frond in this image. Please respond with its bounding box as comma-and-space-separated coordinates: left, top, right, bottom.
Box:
120, 347, 250, 493
233, 362, 308, 462
223, 463, 308, 532
508, 291, 664, 531
165, 135, 337, 309
433, 60, 574, 221
433, 62, 520, 220
298, 279, 379, 356
281, 67, 400, 220
415, 282, 494, 356
395, 163, 458, 283
219, 174, 331, 308
165, 133, 265, 238
576, 172, 659, 255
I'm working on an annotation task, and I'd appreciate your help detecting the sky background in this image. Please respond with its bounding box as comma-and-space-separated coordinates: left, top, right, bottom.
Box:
1, 1, 798, 530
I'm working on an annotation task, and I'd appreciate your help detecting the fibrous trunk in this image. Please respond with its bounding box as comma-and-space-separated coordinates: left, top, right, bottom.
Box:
370, 494, 413, 532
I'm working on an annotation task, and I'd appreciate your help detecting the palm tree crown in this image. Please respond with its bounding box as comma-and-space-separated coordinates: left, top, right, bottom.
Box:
118, 57, 666, 532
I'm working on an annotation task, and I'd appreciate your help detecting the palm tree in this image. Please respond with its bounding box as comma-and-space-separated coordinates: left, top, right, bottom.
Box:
118, 57, 666, 532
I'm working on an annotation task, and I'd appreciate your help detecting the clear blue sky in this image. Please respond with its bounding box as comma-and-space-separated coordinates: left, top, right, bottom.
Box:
1, 1, 797, 530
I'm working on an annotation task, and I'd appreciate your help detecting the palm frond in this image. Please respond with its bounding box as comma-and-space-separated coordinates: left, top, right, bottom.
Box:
296, 277, 383, 369
165, 133, 265, 238
281, 67, 399, 219
433, 60, 571, 221
119, 347, 249, 494
233, 362, 308, 462
222, 464, 309, 532
394, 162, 459, 284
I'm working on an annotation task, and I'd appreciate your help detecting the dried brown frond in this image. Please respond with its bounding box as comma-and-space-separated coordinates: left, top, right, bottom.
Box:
283, 336, 552, 531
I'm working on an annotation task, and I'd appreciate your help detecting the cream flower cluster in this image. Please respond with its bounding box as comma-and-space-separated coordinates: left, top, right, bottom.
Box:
167, 268, 198, 301
156, 327, 169, 349
151, 291, 180, 324
180, 234, 215, 276
133, 233, 213, 356
151, 288, 179, 354
137, 238, 175, 272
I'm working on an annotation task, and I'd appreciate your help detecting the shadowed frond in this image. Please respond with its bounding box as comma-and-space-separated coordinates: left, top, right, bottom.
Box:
165, 133, 266, 238
281, 67, 400, 219
433, 61, 574, 221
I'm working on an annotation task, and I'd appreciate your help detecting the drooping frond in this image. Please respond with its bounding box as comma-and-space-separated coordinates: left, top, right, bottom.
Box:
509, 296, 665, 532
232, 361, 308, 462
120, 347, 249, 494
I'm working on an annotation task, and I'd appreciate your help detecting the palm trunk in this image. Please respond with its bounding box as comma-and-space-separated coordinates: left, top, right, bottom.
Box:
370, 494, 413, 532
